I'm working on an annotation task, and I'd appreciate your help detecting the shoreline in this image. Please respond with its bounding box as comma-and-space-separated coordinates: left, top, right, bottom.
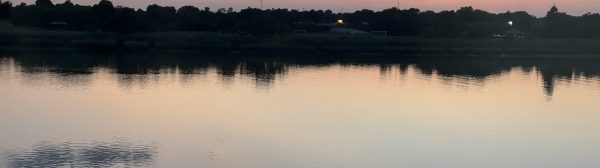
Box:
2, 29, 600, 58
2, 45, 600, 59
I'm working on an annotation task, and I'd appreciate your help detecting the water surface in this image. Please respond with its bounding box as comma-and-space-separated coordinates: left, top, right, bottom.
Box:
2, 54, 600, 168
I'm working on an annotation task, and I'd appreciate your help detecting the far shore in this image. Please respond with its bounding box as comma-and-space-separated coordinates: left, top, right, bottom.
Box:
2, 26, 600, 58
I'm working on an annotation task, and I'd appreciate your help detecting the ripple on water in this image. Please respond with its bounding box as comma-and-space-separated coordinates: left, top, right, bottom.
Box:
5, 141, 155, 168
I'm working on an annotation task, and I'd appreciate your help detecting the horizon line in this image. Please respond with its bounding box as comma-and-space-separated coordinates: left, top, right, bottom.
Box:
9, 1, 598, 17
6, 0, 600, 17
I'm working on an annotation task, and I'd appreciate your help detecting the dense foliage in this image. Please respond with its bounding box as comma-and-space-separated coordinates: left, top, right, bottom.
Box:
1, 0, 600, 38
0, 0, 11, 19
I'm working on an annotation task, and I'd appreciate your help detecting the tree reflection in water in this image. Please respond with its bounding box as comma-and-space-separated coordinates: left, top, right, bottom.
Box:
3, 53, 600, 96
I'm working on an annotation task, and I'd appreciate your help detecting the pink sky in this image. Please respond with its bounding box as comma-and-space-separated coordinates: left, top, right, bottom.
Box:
9, 0, 600, 16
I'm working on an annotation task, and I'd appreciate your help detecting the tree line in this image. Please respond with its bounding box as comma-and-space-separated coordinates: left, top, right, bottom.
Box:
1, 0, 600, 38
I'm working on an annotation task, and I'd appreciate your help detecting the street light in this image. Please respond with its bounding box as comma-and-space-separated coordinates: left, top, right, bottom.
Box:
508, 20, 513, 26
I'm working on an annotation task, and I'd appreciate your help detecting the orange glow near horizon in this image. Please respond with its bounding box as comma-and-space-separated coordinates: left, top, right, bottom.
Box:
8, 0, 600, 16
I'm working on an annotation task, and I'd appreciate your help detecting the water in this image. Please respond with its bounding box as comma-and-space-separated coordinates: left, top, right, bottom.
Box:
2, 54, 600, 168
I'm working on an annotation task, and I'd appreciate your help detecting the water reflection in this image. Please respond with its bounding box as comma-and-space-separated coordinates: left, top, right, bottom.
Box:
3, 54, 600, 168
5, 141, 155, 168
2, 53, 600, 96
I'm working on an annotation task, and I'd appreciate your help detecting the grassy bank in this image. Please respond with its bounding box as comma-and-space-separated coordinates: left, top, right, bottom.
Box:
2, 22, 600, 58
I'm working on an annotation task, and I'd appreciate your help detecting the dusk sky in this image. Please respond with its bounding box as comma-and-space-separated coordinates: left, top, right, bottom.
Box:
9, 0, 600, 17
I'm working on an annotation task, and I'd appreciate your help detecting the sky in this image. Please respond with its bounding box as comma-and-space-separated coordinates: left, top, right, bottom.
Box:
8, 0, 600, 16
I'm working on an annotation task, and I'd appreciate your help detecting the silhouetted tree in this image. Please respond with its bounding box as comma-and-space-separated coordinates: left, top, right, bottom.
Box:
575, 13, 600, 38
89, 0, 115, 31
237, 8, 289, 35
35, 0, 53, 8
547, 5, 559, 17
542, 5, 573, 38
3, 2, 600, 38
175, 6, 202, 31
0, 0, 12, 19
214, 7, 237, 32
146, 4, 177, 31
10, 3, 44, 26
112, 7, 138, 33
63, 0, 74, 6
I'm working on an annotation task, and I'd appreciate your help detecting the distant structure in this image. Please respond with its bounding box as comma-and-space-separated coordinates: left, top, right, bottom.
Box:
291, 18, 370, 35
329, 27, 368, 35
309, 20, 368, 35
504, 29, 527, 38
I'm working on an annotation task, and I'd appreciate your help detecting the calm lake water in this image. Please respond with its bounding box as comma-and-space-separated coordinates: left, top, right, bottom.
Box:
2, 54, 600, 168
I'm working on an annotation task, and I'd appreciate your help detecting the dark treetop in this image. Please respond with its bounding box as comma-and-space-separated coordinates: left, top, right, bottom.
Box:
1, 0, 600, 38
